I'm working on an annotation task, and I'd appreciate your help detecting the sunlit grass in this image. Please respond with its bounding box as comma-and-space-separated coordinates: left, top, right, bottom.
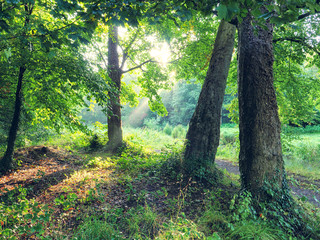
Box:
123, 127, 184, 151
39, 124, 320, 180
216, 125, 239, 161
284, 138, 320, 179
3, 125, 320, 239
45, 130, 90, 151
298, 133, 320, 144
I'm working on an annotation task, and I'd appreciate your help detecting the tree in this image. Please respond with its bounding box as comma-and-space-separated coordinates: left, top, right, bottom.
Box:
236, 1, 320, 199
0, 2, 32, 172
88, 22, 170, 151
237, 11, 284, 198
107, 25, 123, 150
0, 0, 104, 173
273, 16, 320, 125
183, 20, 236, 174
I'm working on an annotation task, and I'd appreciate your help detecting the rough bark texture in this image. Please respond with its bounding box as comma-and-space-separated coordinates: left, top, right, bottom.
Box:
183, 21, 236, 174
107, 25, 123, 151
238, 14, 284, 198
0, 66, 26, 173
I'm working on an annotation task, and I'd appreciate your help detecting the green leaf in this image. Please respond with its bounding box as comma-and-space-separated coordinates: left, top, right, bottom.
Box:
4, 48, 12, 60
0, 20, 9, 32
217, 4, 228, 20
258, 11, 273, 20
300, 196, 308, 202
48, 50, 56, 59
227, 2, 240, 15
68, 33, 81, 40
6, 0, 20, 4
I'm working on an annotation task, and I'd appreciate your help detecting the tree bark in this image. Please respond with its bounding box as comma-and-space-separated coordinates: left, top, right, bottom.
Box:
183, 20, 236, 174
238, 14, 285, 199
107, 25, 123, 151
0, 66, 26, 173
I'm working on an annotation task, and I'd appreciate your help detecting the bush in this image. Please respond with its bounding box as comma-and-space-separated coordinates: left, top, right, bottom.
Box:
295, 142, 320, 163
171, 125, 186, 139
144, 118, 162, 130
283, 125, 320, 134
220, 132, 237, 145
0, 187, 52, 239
163, 123, 173, 136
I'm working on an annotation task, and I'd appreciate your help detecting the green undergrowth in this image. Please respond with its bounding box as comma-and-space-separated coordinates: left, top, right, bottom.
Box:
216, 126, 239, 162
282, 130, 320, 179
64, 141, 320, 240
1, 126, 320, 239
123, 127, 185, 152
216, 124, 320, 179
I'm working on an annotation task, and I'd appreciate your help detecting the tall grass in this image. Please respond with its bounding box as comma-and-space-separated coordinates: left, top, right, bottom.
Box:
124, 127, 184, 151
216, 126, 239, 161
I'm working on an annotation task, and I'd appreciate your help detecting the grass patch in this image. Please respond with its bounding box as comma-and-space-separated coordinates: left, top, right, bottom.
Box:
2, 126, 320, 239
216, 126, 239, 161
124, 127, 184, 151
284, 135, 320, 179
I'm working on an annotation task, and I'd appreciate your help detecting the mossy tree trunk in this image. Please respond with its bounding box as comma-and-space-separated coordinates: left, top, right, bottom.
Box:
183, 20, 236, 174
0, 66, 26, 173
238, 13, 285, 199
107, 25, 123, 151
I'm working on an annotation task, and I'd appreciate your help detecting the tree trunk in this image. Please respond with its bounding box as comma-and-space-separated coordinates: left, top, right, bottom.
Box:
0, 66, 26, 173
238, 14, 285, 199
107, 25, 123, 151
183, 20, 236, 174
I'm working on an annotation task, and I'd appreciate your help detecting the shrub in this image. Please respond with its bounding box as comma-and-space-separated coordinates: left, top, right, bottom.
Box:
144, 118, 162, 130
282, 125, 320, 134
295, 142, 320, 163
172, 125, 186, 139
220, 132, 237, 145
86, 157, 113, 169
0, 187, 52, 239
163, 123, 173, 136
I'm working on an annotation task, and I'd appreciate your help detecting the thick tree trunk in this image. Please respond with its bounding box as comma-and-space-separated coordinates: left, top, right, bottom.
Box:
107, 25, 123, 151
0, 66, 26, 173
183, 20, 236, 174
238, 14, 284, 199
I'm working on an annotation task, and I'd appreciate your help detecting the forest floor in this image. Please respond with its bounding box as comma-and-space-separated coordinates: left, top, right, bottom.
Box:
0, 145, 319, 239
1, 146, 319, 208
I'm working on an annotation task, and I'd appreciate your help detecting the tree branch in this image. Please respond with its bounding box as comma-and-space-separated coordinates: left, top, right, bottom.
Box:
94, 43, 108, 69
119, 30, 140, 70
273, 37, 320, 56
123, 30, 140, 56
2, 16, 81, 41
122, 59, 155, 74
297, 10, 320, 21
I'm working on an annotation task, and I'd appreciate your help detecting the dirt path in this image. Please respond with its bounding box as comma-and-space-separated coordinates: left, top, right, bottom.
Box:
215, 159, 320, 208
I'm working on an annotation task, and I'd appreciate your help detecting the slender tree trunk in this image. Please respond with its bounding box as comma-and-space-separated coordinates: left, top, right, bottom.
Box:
183, 20, 236, 174
107, 25, 123, 151
238, 14, 285, 199
0, 66, 26, 173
